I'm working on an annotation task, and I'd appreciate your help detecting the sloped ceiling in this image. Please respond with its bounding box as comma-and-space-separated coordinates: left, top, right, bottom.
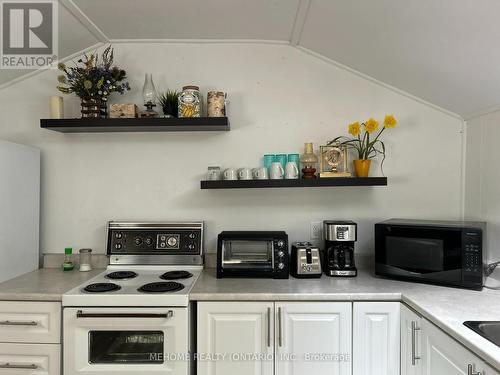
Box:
2, 0, 500, 119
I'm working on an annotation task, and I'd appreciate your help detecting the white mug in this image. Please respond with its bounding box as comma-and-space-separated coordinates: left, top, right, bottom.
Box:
270, 162, 284, 179
253, 167, 269, 180
285, 161, 299, 179
238, 168, 253, 180
223, 168, 238, 180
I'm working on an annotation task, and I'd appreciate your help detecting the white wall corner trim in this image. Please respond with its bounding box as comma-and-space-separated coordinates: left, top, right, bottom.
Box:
108, 38, 290, 45
59, 0, 109, 42
0, 42, 106, 92
460, 119, 467, 219
295, 45, 464, 122
289, 0, 311, 46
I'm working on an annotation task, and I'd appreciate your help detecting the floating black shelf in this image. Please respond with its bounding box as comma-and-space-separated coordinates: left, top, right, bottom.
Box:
40, 117, 230, 133
200, 177, 387, 189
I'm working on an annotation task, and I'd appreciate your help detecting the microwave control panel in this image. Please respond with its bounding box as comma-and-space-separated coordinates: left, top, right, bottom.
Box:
463, 230, 483, 274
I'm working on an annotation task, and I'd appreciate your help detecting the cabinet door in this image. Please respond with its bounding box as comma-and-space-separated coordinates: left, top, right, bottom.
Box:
197, 302, 274, 375
353, 302, 400, 375
0, 343, 60, 375
275, 302, 352, 375
421, 318, 482, 375
401, 304, 422, 375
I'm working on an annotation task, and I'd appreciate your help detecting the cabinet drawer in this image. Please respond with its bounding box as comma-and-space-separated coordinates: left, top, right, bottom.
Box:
0, 343, 60, 375
0, 302, 60, 343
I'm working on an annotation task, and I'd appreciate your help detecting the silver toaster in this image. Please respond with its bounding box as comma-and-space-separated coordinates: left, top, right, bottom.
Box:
290, 242, 322, 278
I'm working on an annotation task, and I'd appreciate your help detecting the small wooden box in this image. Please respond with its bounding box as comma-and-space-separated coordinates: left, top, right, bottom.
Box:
109, 104, 138, 118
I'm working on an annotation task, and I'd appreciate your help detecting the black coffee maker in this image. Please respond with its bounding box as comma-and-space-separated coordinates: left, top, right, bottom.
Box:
323, 220, 357, 277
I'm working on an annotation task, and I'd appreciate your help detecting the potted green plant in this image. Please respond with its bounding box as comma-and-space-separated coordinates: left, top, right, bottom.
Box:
328, 115, 398, 177
158, 90, 179, 118
57, 45, 130, 118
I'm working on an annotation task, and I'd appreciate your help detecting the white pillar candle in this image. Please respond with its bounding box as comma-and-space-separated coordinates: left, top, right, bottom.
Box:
49, 96, 64, 119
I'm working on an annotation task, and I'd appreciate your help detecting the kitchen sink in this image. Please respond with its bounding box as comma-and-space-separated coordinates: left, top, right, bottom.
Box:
464, 321, 500, 348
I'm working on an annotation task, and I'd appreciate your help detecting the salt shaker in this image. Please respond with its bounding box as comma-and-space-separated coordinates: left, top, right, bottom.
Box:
79, 248, 92, 272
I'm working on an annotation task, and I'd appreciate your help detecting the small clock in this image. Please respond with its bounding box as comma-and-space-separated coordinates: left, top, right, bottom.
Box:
319, 144, 351, 177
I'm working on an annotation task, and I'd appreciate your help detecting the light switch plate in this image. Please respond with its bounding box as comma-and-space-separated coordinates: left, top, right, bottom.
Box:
310, 221, 322, 240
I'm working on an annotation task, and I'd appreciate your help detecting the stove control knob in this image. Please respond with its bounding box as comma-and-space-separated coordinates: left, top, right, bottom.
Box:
277, 262, 285, 270
134, 237, 143, 246
114, 243, 122, 250
277, 240, 285, 248
278, 250, 285, 258
188, 243, 196, 250
189, 232, 197, 239
167, 236, 178, 247
115, 232, 123, 239
145, 237, 154, 246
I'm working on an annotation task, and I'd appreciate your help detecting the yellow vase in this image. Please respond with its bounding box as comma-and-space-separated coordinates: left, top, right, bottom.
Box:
354, 159, 371, 177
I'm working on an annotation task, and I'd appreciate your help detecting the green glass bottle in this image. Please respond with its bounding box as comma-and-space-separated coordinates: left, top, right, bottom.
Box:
63, 247, 75, 271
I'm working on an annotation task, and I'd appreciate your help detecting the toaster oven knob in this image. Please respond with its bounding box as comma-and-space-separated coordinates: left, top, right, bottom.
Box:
114, 243, 122, 250
145, 237, 154, 246
278, 262, 285, 270
277, 240, 285, 248
134, 237, 143, 246
278, 250, 285, 258
188, 243, 196, 250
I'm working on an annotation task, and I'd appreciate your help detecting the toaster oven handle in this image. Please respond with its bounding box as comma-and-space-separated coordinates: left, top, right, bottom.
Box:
76, 310, 174, 319
0, 320, 38, 326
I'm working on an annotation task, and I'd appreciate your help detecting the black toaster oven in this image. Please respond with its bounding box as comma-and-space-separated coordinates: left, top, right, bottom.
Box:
217, 231, 289, 279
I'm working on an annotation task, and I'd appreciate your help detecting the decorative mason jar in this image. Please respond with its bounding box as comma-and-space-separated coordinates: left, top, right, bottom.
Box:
207, 91, 226, 117
178, 86, 201, 118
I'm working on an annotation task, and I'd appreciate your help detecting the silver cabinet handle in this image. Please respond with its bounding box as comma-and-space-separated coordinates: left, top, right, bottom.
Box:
76, 310, 173, 319
411, 321, 421, 365
0, 362, 38, 369
0, 320, 38, 326
267, 307, 271, 347
468, 364, 482, 375
278, 307, 283, 347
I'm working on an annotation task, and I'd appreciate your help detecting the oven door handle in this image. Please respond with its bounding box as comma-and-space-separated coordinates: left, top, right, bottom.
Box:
76, 310, 174, 319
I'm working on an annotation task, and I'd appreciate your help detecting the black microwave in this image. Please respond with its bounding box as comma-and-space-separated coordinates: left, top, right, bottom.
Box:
375, 219, 486, 290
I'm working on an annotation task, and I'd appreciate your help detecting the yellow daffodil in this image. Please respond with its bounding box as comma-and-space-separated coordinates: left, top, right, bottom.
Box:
348, 122, 361, 137
383, 115, 397, 128
365, 118, 379, 134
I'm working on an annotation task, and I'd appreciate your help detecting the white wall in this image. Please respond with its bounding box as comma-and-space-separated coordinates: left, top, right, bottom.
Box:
465, 112, 500, 261
0, 42, 465, 255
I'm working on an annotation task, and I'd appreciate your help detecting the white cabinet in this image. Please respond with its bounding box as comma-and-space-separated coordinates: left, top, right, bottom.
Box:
197, 302, 274, 375
353, 302, 400, 375
0, 301, 61, 375
401, 304, 422, 375
421, 318, 499, 375
0, 343, 60, 375
275, 302, 351, 375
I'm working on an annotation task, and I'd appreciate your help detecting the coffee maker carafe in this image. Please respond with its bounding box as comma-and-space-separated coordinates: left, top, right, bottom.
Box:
323, 221, 357, 277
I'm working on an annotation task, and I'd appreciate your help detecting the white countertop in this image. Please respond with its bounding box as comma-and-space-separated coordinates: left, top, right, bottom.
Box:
190, 268, 500, 371
0, 267, 498, 370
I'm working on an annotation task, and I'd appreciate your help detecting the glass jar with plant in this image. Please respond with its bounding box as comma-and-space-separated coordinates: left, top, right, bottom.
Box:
56, 45, 130, 119
328, 115, 398, 177
158, 90, 179, 118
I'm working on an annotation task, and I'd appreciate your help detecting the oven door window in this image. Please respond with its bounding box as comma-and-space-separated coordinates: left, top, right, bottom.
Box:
382, 227, 462, 274
89, 331, 164, 364
222, 240, 273, 269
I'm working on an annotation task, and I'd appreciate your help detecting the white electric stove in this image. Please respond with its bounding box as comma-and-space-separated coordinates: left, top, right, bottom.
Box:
63, 221, 204, 375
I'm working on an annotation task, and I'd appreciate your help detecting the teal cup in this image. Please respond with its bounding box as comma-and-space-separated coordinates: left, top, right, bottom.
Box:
263, 154, 275, 171
288, 153, 300, 166
275, 154, 287, 169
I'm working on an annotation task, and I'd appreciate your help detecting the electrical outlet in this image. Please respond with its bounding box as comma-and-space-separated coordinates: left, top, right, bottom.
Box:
310, 221, 322, 240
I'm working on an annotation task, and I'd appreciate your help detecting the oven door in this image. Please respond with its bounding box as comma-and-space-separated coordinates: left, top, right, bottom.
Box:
221, 240, 274, 271
375, 225, 463, 284
63, 307, 189, 375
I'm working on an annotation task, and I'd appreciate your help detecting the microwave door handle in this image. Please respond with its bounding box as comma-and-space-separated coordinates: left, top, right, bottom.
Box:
76, 310, 174, 319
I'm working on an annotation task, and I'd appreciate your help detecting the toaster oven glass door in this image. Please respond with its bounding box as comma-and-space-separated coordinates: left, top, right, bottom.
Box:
222, 240, 274, 269
378, 226, 462, 274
